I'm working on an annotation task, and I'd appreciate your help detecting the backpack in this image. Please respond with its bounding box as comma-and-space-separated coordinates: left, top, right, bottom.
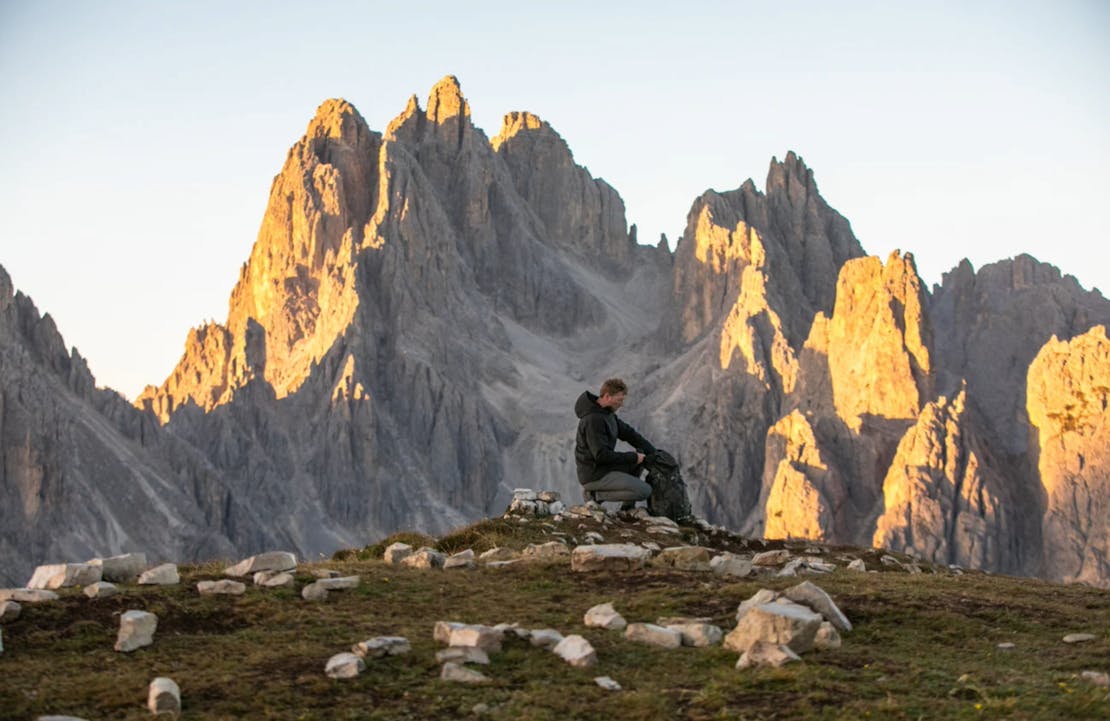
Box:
643, 449, 695, 524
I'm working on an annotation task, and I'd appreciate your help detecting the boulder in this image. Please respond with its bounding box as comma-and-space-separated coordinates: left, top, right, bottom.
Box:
440, 662, 489, 683
783, 581, 852, 632
353, 636, 411, 658
444, 550, 476, 570
552, 634, 597, 667
512, 488, 539, 501
665, 622, 724, 647
0, 588, 58, 603
571, 544, 651, 572
814, 622, 842, 650
301, 583, 328, 601
27, 563, 101, 590
325, 652, 365, 679
736, 640, 801, 669
736, 589, 779, 622
478, 547, 518, 563
115, 610, 157, 652
710, 553, 753, 578
538, 491, 561, 503
625, 623, 683, 648
523, 541, 570, 560
83, 582, 118, 599
88, 553, 147, 582
147, 677, 181, 716
724, 602, 822, 654
752, 550, 792, 566
401, 547, 445, 569
253, 571, 295, 588
653, 546, 712, 571
197, 580, 246, 596
447, 625, 503, 652
528, 629, 565, 649
584, 602, 627, 630
0, 600, 21, 622
433, 621, 466, 644
138, 564, 179, 586
436, 646, 490, 665
315, 576, 360, 590
383, 542, 413, 566
224, 552, 296, 577
847, 559, 867, 572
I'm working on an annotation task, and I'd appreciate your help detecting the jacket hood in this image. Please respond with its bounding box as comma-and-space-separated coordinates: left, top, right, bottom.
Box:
575, 390, 607, 419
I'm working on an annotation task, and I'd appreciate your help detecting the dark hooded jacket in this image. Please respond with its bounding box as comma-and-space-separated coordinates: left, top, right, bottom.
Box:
574, 390, 656, 485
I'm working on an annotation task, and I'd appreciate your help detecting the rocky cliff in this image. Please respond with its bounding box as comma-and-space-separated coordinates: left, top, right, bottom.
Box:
4, 76, 1109, 588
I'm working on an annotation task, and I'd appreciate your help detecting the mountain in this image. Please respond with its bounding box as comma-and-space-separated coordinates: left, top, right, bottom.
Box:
2, 76, 1108, 588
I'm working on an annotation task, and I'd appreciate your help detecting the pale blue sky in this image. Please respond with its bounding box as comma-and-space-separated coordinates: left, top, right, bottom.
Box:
1, 0, 1107, 399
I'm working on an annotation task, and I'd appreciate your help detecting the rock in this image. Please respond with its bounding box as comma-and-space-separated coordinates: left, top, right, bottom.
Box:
311, 569, 341, 579
997, 642, 1016, 650
138, 564, 179, 585
624, 623, 683, 648
383, 542, 413, 566
641, 541, 661, 551
253, 571, 295, 588
224, 551, 297, 577
594, 676, 622, 691
783, 581, 852, 632
710, 553, 753, 577
552, 634, 597, 667
0, 588, 58, 603
665, 622, 724, 647
147, 677, 181, 715
448, 625, 503, 653
582, 532, 605, 544
353, 636, 410, 658
512, 488, 539, 501
494, 622, 530, 639
400, 547, 445, 569
584, 602, 627, 630
1063, 633, 1097, 644
0, 600, 21, 622
27, 563, 102, 590
436, 646, 490, 665
433, 621, 466, 644
83, 582, 118, 599
736, 589, 779, 622
444, 549, 477, 570
528, 629, 565, 649
478, 547, 518, 563
325, 652, 365, 679
197, 580, 246, 596
115, 610, 157, 652
523, 541, 570, 560
647, 525, 682, 536
724, 602, 823, 654
301, 583, 328, 601
571, 544, 651, 572
813, 622, 842, 650
847, 559, 867, 572
440, 662, 489, 683
34, 717, 91, 721
315, 576, 360, 590
736, 640, 801, 669
752, 550, 792, 566
1081, 670, 1109, 687
538, 491, 561, 503
88, 553, 147, 583
654, 546, 712, 571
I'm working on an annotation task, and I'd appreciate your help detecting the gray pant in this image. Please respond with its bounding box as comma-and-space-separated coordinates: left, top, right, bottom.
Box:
582, 471, 651, 502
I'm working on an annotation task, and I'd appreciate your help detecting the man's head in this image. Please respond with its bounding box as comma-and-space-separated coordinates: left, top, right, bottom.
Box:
598, 378, 628, 411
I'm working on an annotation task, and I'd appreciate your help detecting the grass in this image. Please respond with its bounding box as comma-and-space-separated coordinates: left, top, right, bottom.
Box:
1, 512, 1107, 720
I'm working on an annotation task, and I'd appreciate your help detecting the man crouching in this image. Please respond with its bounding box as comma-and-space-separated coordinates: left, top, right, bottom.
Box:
574, 378, 656, 508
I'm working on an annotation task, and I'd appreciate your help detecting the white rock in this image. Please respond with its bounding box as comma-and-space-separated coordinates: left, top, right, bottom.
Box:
401, 547, 446, 569
537, 491, 561, 503
311, 569, 341, 579
547, 501, 566, 515
0, 588, 58, 603
736, 640, 801, 669
583, 532, 605, 544
316, 576, 360, 590
523, 541, 570, 560
711, 553, 753, 578
528, 628, 565, 649
253, 571, 295, 588
436, 646, 490, 665
115, 610, 157, 652
1063, 633, 1097, 644
1081, 670, 1109, 687
847, 559, 867, 572
83, 582, 118, 599
552, 634, 597, 667
654, 546, 712, 571
594, 676, 622, 691
440, 662, 489, 683
197, 580, 246, 596
814, 622, 842, 650
448, 625, 503, 652
0, 600, 22, 622
512, 488, 539, 501
645, 515, 679, 528
485, 560, 522, 569
752, 549, 792, 566
724, 602, 823, 654
138, 564, 179, 586
27, 563, 102, 590
383, 542, 413, 566
223, 551, 296, 577
325, 652, 365, 679
736, 589, 780, 622
641, 541, 661, 552
88, 553, 147, 582
147, 677, 181, 715
802, 558, 836, 574
997, 642, 1016, 651
444, 550, 477, 570
353, 636, 411, 658
646, 525, 682, 536
584, 602, 627, 630
571, 544, 651, 572
478, 547, 518, 563
625, 623, 683, 648
783, 581, 852, 632
495, 622, 532, 639
666, 622, 724, 647
301, 583, 328, 601
433, 621, 466, 644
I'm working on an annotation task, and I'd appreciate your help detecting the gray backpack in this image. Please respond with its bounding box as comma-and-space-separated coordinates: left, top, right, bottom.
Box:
643, 450, 694, 524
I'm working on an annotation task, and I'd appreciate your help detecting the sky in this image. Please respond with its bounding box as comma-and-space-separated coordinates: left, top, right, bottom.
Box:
1, 0, 1107, 400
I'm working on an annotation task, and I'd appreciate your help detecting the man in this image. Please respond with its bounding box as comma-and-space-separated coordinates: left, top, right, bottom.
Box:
574, 378, 656, 507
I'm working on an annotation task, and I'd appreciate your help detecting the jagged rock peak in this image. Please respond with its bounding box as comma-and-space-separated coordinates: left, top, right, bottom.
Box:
767, 151, 818, 196
492, 111, 555, 150
427, 74, 471, 124
306, 98, 371, 144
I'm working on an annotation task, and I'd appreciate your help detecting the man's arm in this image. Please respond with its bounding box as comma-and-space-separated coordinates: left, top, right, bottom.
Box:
585, 416, 639, 466
616, 417, 656, 455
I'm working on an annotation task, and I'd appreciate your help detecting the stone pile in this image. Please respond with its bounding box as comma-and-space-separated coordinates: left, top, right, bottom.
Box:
724, 582, 851, 668
325, 635, 412, 679
505, 489, 565, 517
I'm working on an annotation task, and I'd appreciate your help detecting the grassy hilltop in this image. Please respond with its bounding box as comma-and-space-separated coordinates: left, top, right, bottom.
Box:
1, 511, 1107, 721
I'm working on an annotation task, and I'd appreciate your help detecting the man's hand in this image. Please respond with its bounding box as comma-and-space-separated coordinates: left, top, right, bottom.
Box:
636, 452, 645, 465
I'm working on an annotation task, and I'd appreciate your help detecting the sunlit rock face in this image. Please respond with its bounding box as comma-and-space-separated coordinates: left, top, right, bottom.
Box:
1027, 326, 1110, 587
